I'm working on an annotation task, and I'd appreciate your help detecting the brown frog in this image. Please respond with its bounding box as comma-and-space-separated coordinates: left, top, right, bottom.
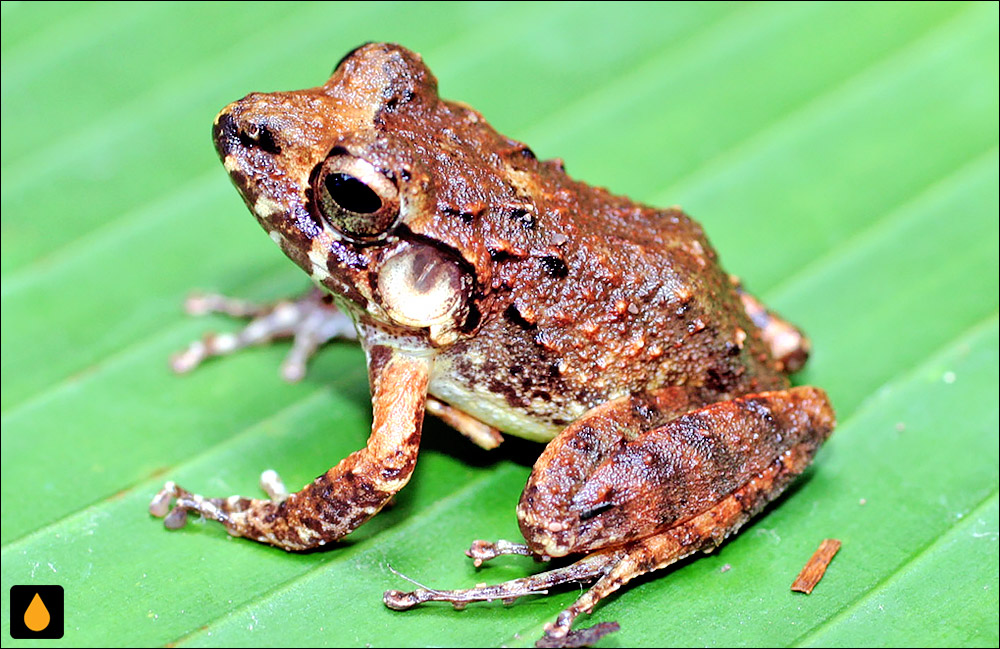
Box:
151, 43, 835, 646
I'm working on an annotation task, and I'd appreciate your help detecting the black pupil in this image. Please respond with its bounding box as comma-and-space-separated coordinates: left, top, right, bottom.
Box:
325, 173, 382, 214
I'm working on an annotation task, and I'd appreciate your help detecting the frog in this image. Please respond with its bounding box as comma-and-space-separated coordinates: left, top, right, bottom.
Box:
150, 42, 835, 647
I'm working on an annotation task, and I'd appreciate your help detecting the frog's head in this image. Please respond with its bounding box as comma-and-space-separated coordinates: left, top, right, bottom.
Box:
213, 42, 554, 348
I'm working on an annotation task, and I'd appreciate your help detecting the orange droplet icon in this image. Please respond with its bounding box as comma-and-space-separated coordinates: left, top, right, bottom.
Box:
24, 592, 51, 632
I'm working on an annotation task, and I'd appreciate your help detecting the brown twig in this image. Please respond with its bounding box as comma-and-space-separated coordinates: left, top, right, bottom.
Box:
791, 539, 841, 594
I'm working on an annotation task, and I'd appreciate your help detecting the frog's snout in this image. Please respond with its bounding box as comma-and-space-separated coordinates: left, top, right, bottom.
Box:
212, 109, 239, 157
213, 101, 282, 161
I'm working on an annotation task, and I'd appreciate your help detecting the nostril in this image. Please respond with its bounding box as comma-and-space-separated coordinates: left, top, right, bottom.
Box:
213, 110, 282, 157
237, 121, 281, 155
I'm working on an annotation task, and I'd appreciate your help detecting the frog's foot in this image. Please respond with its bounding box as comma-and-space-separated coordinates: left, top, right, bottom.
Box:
149, 480, 231, 531
384, 550, 620, 646
170, 287, 356, 381
149, 469, 289, 531
466, 539, 538, 567
384, 549, 614, 610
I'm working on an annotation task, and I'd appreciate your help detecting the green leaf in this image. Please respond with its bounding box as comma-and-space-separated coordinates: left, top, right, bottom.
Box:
2, 2, 996, 647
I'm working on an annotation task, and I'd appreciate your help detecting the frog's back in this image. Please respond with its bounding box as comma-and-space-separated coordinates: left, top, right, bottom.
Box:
433, 167, 789, 440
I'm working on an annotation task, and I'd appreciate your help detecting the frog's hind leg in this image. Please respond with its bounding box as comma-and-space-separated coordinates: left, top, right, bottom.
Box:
384, 387, 834, 646
171, 287, 356, 381
731, 276, 810, 373
530, 419, 829, 645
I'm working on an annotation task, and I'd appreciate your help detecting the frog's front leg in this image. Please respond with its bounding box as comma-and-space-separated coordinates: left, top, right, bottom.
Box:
385, 387, 834, 646
151, 345, 430, 550
170, 287, 356, 381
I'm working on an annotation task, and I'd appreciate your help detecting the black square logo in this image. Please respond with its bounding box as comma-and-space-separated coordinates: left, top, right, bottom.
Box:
9, 585, 64, 639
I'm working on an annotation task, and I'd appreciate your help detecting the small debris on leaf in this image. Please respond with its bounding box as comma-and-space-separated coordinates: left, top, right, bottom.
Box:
791, 539, 841, 594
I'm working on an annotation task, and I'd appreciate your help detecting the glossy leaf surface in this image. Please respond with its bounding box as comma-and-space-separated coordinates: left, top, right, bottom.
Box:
2, 3, 997, 646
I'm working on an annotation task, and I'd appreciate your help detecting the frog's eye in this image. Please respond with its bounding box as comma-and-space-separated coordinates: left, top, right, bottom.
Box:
313, 155, 399, 239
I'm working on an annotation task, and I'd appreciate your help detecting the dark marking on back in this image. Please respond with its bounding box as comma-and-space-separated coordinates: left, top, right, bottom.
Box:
508, 206, 536, 229
541, 255, 569, 278
505, 304, 537, 330
578, 500, 614, 521
381, 89, 415, 113
442, 206, 475, 224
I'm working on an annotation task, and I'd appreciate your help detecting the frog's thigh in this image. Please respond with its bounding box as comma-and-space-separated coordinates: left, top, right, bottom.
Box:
520, 387, 834, 559
538, 444, 817, 641
533, 387, 834, 640
425, 397, 504, 450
